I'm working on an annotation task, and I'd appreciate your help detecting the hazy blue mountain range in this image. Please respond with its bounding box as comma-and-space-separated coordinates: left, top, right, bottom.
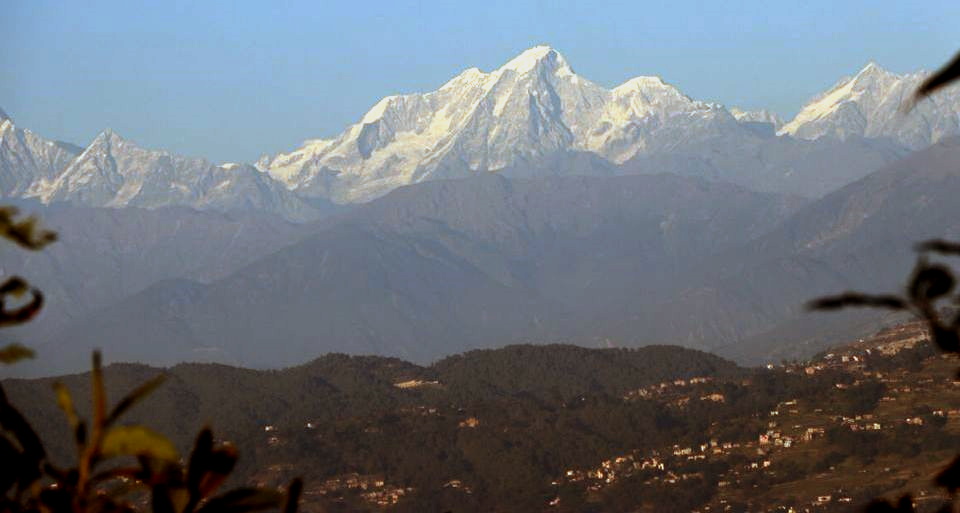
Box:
0, 138, 954, 376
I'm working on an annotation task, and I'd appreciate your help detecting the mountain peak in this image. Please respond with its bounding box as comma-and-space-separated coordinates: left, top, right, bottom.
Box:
854, 60, 893, 80
615, 75, 673, 92
80, 129, 130, 159
498, 45, 571, 75
730, 107, 784, 127
92, 128, 125, 144
778, 60, 948, 147
0, 107, 9, 122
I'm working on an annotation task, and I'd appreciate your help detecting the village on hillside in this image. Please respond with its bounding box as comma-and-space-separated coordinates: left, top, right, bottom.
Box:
248, 321, 960, 512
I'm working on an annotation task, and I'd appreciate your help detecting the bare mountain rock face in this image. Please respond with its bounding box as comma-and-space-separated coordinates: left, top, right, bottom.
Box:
0, 113, 81, 197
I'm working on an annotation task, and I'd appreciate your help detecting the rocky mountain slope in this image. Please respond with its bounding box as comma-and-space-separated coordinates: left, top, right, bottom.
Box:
0, 110, 81, 197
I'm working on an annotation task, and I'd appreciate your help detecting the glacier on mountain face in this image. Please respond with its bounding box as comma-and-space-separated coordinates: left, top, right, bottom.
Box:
730, 108, 784, 129
5, 47, 960, 214
0, 113, 81, 198
39, 129, 322, 222
779, 62, 960, 149
259, 46, 746, 203
261, 48, 960, 205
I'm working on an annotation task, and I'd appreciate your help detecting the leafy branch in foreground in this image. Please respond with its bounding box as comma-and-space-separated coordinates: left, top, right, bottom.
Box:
914, 52, 960, 105
1, 350, 302, 513
0, 207, 55, 365
813, 46, 960, 503
0, 205, 302, 513
809, 246, 960, 355
810, 240, 960, 512
0, 206, 56, 251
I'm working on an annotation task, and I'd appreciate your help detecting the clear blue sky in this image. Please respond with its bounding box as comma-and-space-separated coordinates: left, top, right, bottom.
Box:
4, 0, 960, 163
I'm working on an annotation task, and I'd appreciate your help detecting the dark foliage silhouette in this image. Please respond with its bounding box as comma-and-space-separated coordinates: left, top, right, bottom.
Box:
810, 50, 960, 513
813, 244, 960, 512
0, 210, 302, 513
0, 207, 55, 364
914, 51, 960, 104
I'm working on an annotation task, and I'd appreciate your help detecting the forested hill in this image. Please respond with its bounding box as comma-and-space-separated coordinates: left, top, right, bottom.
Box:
3, 344, 741, 464
7, 338, 954, 512
431, 344, 741, 400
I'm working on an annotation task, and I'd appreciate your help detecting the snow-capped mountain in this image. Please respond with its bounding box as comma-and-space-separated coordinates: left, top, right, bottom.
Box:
40, 130, 322, 221
779, 62, 960, 149
4, 50, 957, 213
259, 46, 746, 203
730, 108, 784, 129
0, 110, 81, 197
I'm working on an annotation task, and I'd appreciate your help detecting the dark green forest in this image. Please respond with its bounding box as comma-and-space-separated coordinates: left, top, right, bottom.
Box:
6, 341, 953, 512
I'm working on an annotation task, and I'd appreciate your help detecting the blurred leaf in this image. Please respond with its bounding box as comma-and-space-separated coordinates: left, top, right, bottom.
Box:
76, 422, 88, 448
92, 351, 106, 433
807, 293, 906, 311
0, 278, 44, 328
0, 206, 57, 250
187, 428, 239, 506
107, 374, 166, 427
284, 478, 303, 513
188, 428, 214, 497
101, 425, 179, 462
0, 343, 34, 364
0, 435, 20, 492
0, 384, 45, 462
53, 382, 87, 449
199, 449, 238, 498
933, 325, 960, 353
38, 486, 73, 513
0, 384, 45, 488
152, 484, 177, 513
913, 51, 960, 105
909, 263, 955, 301
864, 495, 914, 512
917, 239, 960, 255
196, 488, 284, 513
53, 382, 79, 430
172, 487, 192, 513
0, 277, 30, 296
936, 455, 960, 493
134, 454, 183, 487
